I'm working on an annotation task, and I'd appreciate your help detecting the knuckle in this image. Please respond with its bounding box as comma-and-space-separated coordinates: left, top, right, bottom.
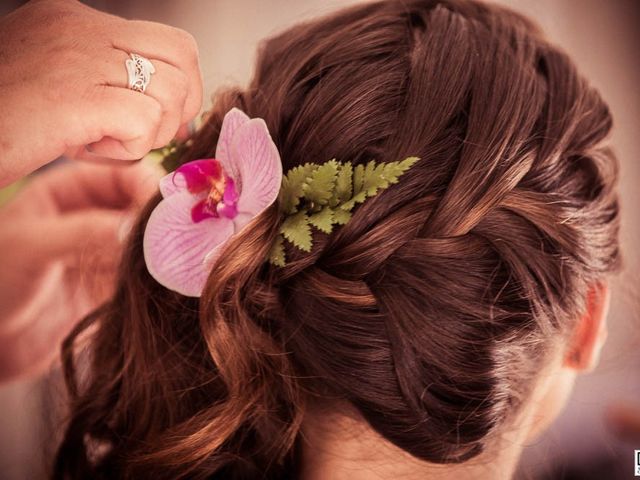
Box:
131, 101, 162, 141
146, 101, 163, 126
175, 69, 189, 90
131, 134, 155, 157
183, 100, 200, 124
172, 28, 199, 66
172, 70, 190, 101
174, 28, 198, 52
154, 128, 175, 149
38, 1, 80, 25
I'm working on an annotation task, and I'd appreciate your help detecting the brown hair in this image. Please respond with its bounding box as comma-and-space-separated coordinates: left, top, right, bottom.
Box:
53, 0, 621, 478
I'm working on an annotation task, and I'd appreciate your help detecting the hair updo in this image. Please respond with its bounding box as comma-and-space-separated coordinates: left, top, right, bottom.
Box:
54, 0, 621, 478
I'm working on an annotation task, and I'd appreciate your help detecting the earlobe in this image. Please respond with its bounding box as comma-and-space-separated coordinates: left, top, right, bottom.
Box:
563, 281, 610, 373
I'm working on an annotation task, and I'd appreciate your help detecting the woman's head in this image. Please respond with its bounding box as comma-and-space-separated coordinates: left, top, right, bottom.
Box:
55, 0, 621, 478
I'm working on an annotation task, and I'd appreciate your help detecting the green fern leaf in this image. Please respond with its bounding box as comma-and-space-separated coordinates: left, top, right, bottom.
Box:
339, 157, 420, 211
270, 156, 420, 264
367, 161, 390, 194
280, 163, 316, 214
339, 191, 366, 211
382, 156, 420, 185
152, 139, 191, 174
308, 206, 335, 234
302, 159, 339, 207
347, 160, 379, 204
362, 160, 383, 197
353, 163, 366, 196
330, 161, 353, 206
268, 233, 286, 267
280, 210, 312, 252
332, 208, 352, 225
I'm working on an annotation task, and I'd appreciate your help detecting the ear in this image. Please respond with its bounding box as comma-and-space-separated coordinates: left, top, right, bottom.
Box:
563, 281, 610, 373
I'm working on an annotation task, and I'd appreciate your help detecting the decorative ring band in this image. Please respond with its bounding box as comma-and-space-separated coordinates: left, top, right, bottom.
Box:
125, 53, 155, 93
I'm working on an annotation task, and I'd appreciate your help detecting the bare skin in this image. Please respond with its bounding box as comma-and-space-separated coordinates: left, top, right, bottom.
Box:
299, 283, 611, 480
0, 0, 204, 186
0, 0, 203, 380
0, 160, 162, 381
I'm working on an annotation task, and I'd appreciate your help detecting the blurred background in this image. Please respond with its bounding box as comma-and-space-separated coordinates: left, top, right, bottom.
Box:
0, 0, 638, 479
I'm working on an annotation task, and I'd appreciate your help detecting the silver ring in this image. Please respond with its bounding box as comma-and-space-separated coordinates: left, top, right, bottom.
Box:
125, 53, 155, 93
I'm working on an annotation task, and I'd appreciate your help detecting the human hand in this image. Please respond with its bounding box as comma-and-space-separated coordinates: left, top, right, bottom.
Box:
0, 160, 163, 381
0, 0, 202, 187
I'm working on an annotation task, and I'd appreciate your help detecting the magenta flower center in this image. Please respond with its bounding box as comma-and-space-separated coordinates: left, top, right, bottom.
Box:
192, 172, 239, 223
207, 176, 226, 205
173, 159, 240, 223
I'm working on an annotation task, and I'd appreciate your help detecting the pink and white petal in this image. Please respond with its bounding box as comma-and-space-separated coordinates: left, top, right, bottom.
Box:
176, 160, 222, 191
143, 191, 234, 297
222, 177, 239, 204
231, 118, 283, 217
202, 239, 233, 268
159, 160, 221, 198
159, 171, 188, 198
191, 198, 219, 223
216, 201, 238, 219
232, 211, 256, 232
215, 108, 250, 189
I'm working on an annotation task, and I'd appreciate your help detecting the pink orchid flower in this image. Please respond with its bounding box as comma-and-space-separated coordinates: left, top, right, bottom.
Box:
143, 108, 282, 297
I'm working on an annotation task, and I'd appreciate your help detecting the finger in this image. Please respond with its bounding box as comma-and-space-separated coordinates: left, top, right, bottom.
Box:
72, 85, 163, 160
0, 264, 73, 382
107, 49, 189, 148
65, 144, 142, 165
0, 262, 110, 382
32, 160, 163, 212
110, 20, 203, 124
175, 119, 197, 141
36, 209, 131, 262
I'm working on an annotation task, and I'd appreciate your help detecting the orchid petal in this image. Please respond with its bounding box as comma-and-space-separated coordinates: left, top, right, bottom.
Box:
231, 212, 255, 232
143, 191, 234, 297
215, 108, 250, 189
159, 171, 187, 198
177, 160, 223, 192
191, 198, 219, 223
217, 202, 238, 219
230, 118, 283, 220
214, 177, 239, 219
159, 159, 222, 198
223, 177, 239, 204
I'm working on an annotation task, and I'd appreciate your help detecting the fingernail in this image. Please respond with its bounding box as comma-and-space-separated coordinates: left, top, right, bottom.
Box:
175, 120, 197, 141
118, 216, 135, 243
187, 119, 197, 135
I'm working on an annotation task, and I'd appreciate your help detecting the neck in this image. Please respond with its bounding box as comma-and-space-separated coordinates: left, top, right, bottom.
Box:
299, 407, 524, 480
298, 356, 564, 480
